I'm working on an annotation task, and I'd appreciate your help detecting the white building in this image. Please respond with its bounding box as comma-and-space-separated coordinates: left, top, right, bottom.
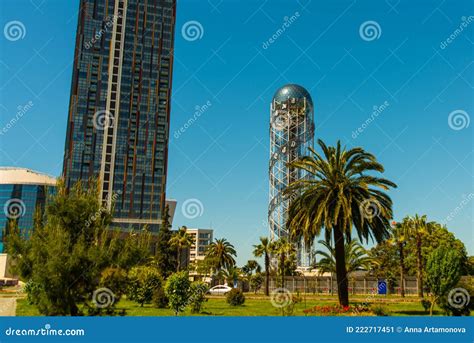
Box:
185, 228, 213, 263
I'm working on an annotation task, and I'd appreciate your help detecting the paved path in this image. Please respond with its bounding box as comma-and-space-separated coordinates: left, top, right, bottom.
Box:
0, 297, 16, 316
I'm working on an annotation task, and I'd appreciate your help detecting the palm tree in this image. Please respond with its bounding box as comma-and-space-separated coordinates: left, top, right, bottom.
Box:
205, 238, 236, 272
389, 220, 408, 297
253, 237, 272, 296
285, 140, 396, 306
220, 266, 241, 287
405, 214, 435, 298
316, 239, 376, 275
242, 260, 261, 278
169, 226, 193, 271
271, 237, 295, 289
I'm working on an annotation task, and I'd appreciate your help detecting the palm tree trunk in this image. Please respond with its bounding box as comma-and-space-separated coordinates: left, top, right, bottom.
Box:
416, 236, 423, 298
177, 247, 181, 272
280, 253, 285, 289
333, 226, 349, 307
265, 253, 270, 296
399, 242, 405, 298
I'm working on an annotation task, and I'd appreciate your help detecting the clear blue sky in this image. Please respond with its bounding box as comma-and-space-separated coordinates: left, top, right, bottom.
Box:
0, 0, 472, 265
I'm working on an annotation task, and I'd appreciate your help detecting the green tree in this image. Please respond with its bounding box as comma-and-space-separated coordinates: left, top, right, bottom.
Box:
169, 227, 193, 271
316, 239, 376, 274
205, 238, 237, 272
250, 273, 264, 294
388, 221, 408, 297
242, 260, 260, 277
425, 246, 463, 315
271, 237, 295, 288
404, 214, 436, 298
371, 222, 469, 296
253, 237, 272, 296
164, 271, 191, 316
219, 266, 241, 287
286, 140, 396, 306
154, 205, 176, 277
127, 266, 163, 307
6, 179, 153, 316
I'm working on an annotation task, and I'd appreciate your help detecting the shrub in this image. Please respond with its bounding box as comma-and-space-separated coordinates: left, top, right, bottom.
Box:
152, 287, 168, 309
24, 280, 42, 305
188, 282, 209, 313
165, 271, 191, 315
372, 305, 389, 316
226, 288, 245, 306
127, 266, 163, 307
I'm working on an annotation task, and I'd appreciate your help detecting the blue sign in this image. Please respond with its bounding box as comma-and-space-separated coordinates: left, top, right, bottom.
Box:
378, 279, 388, 295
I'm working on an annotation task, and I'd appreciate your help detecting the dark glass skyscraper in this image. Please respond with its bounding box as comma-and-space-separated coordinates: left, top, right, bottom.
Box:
63, 0, 176, 231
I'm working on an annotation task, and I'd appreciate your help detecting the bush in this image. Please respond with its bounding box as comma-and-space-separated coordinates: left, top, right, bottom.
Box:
372, 305, 389, 316
165, 271, 191, 315
226, 288, 245, 306
127, 266, 163, 307
188, 282, 209, 313
152, 287, 168, 309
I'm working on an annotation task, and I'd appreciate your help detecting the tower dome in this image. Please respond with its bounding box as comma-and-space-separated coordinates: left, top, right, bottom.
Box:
272, 84, 313, 109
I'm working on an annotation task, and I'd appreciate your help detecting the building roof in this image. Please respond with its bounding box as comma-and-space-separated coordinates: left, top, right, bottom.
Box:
272, 84, 313, 108
0, 167, 57, 186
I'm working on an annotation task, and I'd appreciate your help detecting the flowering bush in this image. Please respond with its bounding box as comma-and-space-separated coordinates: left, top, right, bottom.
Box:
303, 305, 351, 316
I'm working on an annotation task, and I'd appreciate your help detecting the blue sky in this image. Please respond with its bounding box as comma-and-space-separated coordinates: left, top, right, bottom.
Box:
0, 0, 472, 265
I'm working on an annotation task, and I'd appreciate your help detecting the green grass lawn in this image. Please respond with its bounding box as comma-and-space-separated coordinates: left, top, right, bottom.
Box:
15, 294, 450, 317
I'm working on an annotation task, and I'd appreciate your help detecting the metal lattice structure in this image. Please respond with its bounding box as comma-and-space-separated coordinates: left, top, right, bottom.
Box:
268, 84, 315, 268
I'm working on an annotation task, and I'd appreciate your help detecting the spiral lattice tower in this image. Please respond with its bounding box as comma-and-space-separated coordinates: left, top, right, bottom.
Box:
268, 84, 315, 268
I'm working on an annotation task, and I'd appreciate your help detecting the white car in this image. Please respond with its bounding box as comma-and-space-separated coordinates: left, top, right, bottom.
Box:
208, 285, 232, 296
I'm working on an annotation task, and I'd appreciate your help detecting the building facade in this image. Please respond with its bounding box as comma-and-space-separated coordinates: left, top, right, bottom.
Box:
62, 0, 176, 231
0, 168, 56, 253
268, 84, 315, 268
185, 228, 213, 263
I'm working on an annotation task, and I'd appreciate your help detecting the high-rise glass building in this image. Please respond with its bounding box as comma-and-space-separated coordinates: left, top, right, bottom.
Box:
0, 168, 56, 253
62, 0, 176, 231
268, 84, 315, 268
